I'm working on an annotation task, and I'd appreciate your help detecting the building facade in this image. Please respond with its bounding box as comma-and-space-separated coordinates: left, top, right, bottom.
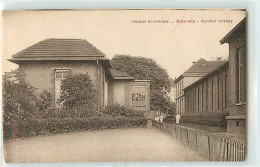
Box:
220, 18, 246, 134
8, 39, 150, 115
174, 58, 225, 115
183, 18, 246, 134
184, 61, 229, 114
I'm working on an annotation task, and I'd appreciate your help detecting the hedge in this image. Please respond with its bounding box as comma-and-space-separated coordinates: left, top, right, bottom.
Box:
180, 111, 228, 127
3, 105, 148, 140
163, 115, 176, 124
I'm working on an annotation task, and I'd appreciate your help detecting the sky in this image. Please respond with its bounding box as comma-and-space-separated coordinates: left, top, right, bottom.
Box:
1, 9, 246, 78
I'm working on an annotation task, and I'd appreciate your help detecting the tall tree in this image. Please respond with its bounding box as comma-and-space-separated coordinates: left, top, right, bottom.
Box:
111, 55, 172, 112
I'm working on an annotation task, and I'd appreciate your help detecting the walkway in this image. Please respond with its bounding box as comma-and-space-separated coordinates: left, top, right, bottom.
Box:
3, 127, 206, 162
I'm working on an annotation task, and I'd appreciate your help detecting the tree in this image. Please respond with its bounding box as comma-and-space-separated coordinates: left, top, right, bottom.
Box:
59, 73, 97, 108
111, 55, 173, 112
2, 73, 39, 138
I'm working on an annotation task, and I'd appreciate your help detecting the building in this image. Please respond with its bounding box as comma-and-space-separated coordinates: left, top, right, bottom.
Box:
8, 39, 150, 115
174, 58, 224, 115
3, 68, 19, 83
184, 60, 229, 114
183, 17, 246, 134
220, 18, 246, 134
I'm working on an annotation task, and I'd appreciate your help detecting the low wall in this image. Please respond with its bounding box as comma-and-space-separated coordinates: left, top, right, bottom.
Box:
152, 121, 245, 161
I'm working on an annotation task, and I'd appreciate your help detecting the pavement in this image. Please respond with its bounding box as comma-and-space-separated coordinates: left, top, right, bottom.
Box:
3, 127, 206, 163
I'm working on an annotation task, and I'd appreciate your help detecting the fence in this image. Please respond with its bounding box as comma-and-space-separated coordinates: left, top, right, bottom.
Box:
152, 121, 245, 161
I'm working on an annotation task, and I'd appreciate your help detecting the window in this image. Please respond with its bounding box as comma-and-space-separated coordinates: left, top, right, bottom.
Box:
55, 70, 69, 79
202, 84, 204, 112
194, 89, 196, 112
211, 78, 214, 111
217, 77, 220, 110
236, 44, 245, 103
176, 85, 178, 97
224, 72, 228, 109
236, 120, 240, 127
206, 83, 208, 111
198, 87, 200, 112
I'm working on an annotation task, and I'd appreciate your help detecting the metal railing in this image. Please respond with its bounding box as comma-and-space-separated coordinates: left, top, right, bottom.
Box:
152, 121, 245, 161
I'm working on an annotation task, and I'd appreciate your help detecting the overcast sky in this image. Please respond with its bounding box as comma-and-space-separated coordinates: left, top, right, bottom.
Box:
2, 9, 246, 78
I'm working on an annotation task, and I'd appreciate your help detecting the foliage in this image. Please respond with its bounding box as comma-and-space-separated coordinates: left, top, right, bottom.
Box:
59, 73, 97, 108
36, 90, 53, 111
2, 75, 38, 125
163, 115, 176, 124
99, 104, 144, 117
180, 111, 228, 127
111, 55, 173, 112
13, 117, 147, 138
3, 104, 148, 139
2, 74, 40, 139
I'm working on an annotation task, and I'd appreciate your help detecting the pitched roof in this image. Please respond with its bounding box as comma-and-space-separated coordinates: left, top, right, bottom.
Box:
12, 39, 106, 58
220, 17, 246, 44
109, 69, 135, 80
9, 39, 111, 67
184, 58, 225, 74
174, 58, 226, 83
184, 60, 229, 90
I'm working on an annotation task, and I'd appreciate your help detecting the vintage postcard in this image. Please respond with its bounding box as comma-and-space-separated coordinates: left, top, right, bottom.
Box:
1, 9, 246, 163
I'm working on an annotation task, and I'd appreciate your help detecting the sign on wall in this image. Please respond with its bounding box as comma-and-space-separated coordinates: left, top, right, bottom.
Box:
131, 85, 146, 107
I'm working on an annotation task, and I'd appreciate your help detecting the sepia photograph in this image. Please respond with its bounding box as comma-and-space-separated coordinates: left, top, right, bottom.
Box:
1, 9, 246, 163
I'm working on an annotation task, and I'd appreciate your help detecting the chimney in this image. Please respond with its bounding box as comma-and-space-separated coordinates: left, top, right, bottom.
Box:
216, 57, 222, 61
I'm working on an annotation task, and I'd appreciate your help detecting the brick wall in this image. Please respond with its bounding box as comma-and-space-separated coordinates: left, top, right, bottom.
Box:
184, 63, 229, 114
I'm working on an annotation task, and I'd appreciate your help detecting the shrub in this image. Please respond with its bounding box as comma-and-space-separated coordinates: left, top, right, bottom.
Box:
180, 111, 228, 127
100, 104, 144, 117
59, 73, 98, 108
6, 116, 148, 139
2, 75, 39, 139
163, 115, 176, 124
36, 90, 53, 111
3, 104, 148, 139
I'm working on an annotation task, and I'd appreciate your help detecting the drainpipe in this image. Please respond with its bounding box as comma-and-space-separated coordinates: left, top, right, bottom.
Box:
97, 60, 100, 109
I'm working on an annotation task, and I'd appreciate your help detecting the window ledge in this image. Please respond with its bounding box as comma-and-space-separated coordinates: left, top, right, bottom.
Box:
236, 102, 246, 106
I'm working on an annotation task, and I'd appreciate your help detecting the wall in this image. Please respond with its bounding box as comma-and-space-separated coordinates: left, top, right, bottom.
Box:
175, 76, 203, 115
184, 63, 229, 114
228, 34, 246, 116
111, 80, 150, 116
19, 61, 102, 107
226, 32, 246, 134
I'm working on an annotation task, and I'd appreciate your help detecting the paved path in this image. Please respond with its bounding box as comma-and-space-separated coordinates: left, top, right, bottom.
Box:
3, 127, 206, 162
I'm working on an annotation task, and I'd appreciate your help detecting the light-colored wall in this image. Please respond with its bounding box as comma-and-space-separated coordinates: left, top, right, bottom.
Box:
111, 80, 150, 115
183, 76, 203, 89
19, 61, 101, 107
175, 76, 202, 115
113, 81, 127, 106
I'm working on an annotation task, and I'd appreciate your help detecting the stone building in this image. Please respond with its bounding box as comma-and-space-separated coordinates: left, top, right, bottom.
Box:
8, 39, 150, 115
174, 58, 224, 115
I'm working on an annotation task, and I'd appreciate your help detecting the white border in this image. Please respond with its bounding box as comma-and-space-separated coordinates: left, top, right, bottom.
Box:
0, 0, 259, 167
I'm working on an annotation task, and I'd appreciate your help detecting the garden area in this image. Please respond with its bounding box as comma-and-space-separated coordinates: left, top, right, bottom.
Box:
2, 72, 147, 140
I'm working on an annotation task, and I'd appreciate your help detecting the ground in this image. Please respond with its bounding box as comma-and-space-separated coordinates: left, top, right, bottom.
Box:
3, 127, 206, 163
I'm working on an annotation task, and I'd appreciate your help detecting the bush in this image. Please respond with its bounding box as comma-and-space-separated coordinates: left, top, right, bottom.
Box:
3, 104, 148, 140
59, 73, 97, 108
36, 90, 53, 111
5, 116, 148, 139
163, 115, 176, 124
180, 111, 228, 127
100, 104, 144, 117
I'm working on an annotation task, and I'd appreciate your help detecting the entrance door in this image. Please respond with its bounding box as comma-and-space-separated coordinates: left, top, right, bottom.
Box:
55, 69, 69, 106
